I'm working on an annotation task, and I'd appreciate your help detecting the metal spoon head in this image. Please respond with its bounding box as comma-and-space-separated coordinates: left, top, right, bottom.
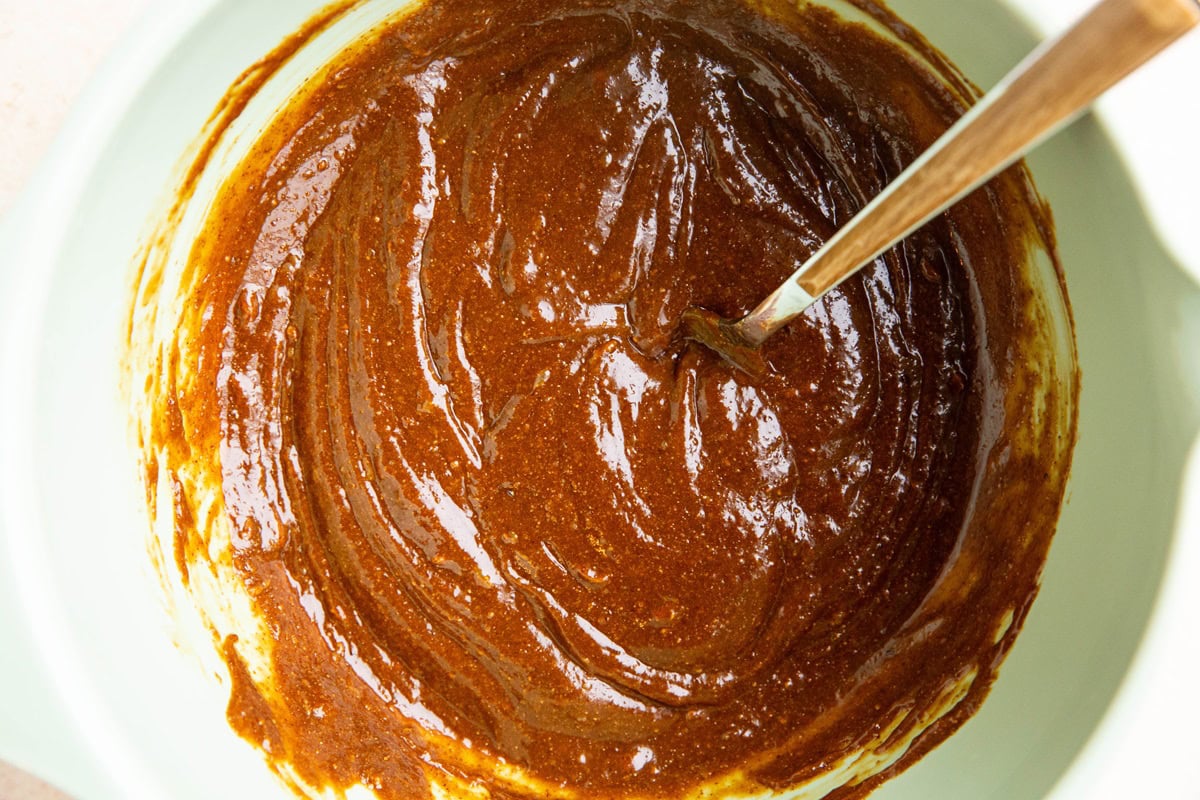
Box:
679, 307, 769, 378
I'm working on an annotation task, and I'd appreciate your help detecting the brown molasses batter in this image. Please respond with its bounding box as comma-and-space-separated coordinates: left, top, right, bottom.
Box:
138, 0, 1076, 796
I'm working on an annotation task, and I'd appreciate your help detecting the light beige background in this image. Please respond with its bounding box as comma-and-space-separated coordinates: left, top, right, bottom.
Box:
0, 0, 150, 215
0, 1, 151, 795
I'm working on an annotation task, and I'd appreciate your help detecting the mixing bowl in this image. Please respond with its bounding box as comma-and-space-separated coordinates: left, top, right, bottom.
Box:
1, 0, 1197, 798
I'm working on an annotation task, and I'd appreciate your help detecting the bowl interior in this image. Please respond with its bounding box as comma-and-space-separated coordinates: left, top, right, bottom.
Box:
2, 1, 1197, 799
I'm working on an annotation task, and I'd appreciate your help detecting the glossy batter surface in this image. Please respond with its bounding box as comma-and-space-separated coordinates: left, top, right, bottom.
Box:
130, 0, 1077, 797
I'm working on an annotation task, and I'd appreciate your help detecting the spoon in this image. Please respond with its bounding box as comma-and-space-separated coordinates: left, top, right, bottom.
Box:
682, 0, 1200, 375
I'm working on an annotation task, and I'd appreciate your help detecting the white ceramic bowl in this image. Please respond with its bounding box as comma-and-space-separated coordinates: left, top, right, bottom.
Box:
1, 1, 1198, 798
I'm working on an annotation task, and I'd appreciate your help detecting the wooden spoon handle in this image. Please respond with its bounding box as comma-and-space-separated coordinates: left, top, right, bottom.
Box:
737, 0, 1200, 346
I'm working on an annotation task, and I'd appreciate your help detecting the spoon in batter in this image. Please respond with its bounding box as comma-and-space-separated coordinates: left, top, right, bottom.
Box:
683, 0, 1200, 375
